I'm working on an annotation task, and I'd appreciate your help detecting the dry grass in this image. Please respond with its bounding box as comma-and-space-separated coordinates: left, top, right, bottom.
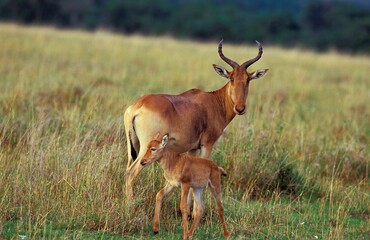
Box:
0, 23, 369, 239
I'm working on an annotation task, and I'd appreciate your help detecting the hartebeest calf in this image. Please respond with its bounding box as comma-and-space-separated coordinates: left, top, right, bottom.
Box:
140, 133, 229, 240
125, 40, 268, 198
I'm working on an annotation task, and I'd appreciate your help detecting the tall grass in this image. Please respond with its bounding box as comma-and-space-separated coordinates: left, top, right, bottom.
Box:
0, 23, 369, 239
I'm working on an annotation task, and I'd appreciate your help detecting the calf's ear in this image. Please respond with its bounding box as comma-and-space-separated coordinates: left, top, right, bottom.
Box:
161, 134, 169, 147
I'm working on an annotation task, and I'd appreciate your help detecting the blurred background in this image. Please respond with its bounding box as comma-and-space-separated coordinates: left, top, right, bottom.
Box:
0, 0, 369, 53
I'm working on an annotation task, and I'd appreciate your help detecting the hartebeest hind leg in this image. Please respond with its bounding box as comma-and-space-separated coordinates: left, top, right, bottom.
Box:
125, 149, 148, 199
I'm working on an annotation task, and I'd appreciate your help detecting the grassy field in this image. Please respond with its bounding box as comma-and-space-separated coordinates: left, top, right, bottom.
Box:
0, 23, 369, 239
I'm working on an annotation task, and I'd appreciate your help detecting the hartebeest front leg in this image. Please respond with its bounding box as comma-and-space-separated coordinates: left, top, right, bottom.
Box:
199, 143, 213, 159
180, 183, 191, 240
153, 183, 174, 234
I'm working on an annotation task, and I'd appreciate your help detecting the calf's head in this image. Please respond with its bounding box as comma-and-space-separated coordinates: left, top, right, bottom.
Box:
213, 40, 268, 115
140, 133, 169, 166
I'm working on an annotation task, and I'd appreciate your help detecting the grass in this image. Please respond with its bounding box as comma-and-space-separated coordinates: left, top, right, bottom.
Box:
0, 23, 369, 239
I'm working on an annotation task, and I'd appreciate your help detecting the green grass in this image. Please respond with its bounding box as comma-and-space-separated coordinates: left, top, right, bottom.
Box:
0, 23, 369, 239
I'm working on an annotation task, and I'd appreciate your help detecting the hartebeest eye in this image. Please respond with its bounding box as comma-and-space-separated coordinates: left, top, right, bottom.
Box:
151, 147, 157, 152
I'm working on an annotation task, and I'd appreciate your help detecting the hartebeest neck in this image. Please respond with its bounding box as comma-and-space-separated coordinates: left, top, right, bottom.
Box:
211, 82, 236, 125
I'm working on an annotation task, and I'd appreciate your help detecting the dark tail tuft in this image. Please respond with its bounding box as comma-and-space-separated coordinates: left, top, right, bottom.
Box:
129, 132, 137, 160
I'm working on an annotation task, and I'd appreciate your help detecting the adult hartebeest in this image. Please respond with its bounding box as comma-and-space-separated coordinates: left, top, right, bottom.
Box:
124, 40, 268, 198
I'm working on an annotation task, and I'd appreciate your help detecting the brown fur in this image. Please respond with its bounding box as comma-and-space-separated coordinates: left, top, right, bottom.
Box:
140, 133, 229, 240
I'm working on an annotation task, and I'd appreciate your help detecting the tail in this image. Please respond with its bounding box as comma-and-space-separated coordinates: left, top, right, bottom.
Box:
219, 167, 227, 177
129, 126, 138, 160
124, 107, 139, 168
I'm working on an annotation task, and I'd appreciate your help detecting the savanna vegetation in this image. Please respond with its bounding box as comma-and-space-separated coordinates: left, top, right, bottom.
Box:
0, 24, 369, 239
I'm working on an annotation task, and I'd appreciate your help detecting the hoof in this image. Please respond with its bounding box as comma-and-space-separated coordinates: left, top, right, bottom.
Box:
153, 230, 159, 235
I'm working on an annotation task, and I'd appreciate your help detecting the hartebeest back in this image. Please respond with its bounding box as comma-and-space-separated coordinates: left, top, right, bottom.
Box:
140, 133, 229, 240
125, 40, 268, 197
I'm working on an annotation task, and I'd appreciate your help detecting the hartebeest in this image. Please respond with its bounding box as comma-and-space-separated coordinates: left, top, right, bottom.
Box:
125, 40, 268, 197
140, 133, 229, 240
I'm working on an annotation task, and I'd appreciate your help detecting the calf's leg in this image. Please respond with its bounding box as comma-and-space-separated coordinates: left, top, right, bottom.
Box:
180, 183, 191, 240
188, 187, 204, 239
153, 183, 174, 234
209, 175, 229, 238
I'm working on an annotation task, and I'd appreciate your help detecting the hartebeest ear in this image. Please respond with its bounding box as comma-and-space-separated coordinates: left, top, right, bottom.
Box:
249, 69, 268, 81
161, 134, 169, 148
213, 64, 230, 78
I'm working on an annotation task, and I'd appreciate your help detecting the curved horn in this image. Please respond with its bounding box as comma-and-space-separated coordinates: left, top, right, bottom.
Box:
218, 39, 239, 68
241, 40, 263, 69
